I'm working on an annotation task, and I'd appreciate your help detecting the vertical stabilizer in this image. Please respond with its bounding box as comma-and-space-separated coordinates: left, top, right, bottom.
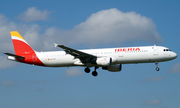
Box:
9, 31, 45, 66
10, 31, 34, 55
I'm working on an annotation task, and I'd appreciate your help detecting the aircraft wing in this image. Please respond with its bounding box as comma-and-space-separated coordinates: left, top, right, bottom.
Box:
55, 44, 97, 63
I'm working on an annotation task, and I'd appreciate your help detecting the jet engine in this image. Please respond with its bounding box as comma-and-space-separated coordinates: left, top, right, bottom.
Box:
96, 57, 118, 66
102, 64, 122, 72
96, 57, 111, 66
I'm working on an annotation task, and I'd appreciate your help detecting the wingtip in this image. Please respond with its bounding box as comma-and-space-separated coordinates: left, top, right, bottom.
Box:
54, 43, 58, 47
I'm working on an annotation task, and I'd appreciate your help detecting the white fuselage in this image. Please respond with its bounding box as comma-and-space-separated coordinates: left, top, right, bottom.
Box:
35, 46, 177, 67
7, 31, 177, 76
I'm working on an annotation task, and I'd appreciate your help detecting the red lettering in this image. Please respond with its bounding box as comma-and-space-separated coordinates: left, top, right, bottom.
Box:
115, 47, 140, 52
136, 48, 140, 51
133, 48, 135, 51
128, 48, 132, 51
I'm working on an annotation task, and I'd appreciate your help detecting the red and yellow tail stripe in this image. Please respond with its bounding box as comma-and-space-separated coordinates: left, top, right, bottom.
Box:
10, 31, 28, 44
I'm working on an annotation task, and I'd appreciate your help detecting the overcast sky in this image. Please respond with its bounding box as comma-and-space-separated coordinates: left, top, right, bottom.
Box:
0, 0, 180, 108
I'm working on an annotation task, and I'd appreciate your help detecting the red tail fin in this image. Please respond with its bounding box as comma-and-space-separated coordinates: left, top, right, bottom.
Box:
10, 31, 45, 66
10, 31, 34, 55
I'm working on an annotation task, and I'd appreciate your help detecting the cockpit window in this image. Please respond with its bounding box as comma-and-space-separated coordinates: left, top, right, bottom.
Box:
163, 49, 171, 51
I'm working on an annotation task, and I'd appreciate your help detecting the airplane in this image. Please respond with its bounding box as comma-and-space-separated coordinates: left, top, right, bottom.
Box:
4, 31, 177, 76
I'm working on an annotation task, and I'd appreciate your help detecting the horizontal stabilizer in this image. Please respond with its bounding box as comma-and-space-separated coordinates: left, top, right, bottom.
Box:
4, 53, 25, 59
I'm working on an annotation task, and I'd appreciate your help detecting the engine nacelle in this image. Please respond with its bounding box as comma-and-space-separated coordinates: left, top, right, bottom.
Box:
111, 57, 117, 64
102, 64, 122, 72
96, 57, 111, 66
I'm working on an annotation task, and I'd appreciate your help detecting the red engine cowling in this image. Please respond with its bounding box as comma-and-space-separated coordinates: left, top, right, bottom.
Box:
102, 64, 122, 72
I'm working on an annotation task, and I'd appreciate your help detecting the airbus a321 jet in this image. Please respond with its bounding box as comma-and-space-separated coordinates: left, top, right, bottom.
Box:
4, 31, 177, 76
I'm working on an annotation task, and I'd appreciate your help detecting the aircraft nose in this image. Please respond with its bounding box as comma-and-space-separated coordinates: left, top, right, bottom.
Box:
172, 52, 177, 59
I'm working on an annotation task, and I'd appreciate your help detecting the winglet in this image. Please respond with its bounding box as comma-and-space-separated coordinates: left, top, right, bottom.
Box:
54, 43, 58, 47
